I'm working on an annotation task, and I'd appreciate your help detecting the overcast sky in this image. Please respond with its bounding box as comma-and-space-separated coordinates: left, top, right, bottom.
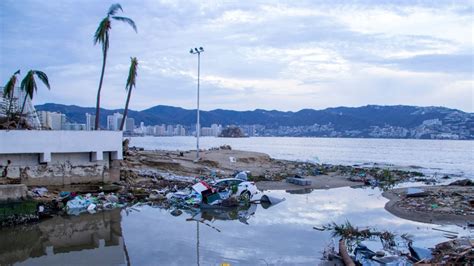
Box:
1, 0, 473, 112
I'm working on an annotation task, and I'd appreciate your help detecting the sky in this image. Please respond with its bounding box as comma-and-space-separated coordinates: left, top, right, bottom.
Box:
0, 0, 473, 112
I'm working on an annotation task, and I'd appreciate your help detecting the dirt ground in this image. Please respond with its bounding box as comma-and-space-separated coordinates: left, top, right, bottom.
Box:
383, 185, 474, 225
123, 148, 362, 190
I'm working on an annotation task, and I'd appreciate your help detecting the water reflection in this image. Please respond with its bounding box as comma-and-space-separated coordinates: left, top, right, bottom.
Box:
0, 209, 125, 265
1, 187, 471, 265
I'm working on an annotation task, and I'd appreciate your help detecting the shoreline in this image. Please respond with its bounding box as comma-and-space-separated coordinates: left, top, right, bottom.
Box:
383, 185, 474, 225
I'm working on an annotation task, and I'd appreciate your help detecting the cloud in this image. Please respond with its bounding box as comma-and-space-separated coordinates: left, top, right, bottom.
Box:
0, 0, 472, 113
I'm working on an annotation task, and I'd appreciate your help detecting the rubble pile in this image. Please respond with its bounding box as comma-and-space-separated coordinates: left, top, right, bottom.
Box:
427, 238, 474, 264
347, 167, 427, 189
394, 187, 474, 216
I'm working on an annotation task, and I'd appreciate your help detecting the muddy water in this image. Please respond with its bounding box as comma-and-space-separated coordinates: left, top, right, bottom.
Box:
1, 187, 472, 265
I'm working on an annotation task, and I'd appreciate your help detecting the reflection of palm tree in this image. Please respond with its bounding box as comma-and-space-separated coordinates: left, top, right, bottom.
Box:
20, 70, 50, 116
93, 3, 137, 130
119, 57, 138, 131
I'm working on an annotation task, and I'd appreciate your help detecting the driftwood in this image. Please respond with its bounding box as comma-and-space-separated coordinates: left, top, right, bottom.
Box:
339, 238, 355, 266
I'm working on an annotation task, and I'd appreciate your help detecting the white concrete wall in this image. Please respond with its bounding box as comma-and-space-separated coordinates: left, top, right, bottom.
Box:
0, 131, 122, 185
0, 130, 123, 161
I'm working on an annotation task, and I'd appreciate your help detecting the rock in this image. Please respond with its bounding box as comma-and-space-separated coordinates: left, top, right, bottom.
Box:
448, 179, 473, 186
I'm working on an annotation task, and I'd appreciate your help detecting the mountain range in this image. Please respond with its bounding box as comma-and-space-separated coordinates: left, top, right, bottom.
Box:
35, 103, 473, 139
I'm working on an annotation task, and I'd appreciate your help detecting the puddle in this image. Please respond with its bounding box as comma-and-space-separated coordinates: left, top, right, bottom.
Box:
1, 187, 471, 265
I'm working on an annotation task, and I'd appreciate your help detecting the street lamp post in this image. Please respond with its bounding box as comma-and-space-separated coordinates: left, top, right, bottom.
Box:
190, 47, 204, 161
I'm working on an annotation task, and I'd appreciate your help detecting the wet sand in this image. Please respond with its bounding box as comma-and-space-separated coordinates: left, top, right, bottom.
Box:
256, 174, 361, 191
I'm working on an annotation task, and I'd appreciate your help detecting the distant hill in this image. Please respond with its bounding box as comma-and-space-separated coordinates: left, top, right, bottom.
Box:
35, 103, 473, 139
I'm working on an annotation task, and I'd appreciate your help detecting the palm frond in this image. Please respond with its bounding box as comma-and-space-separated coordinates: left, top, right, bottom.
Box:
3, 70, 20, 97
21, 71, 36, 99
20, 70, 50, 100
126, 57, 138, 91
94, 17, 111, 48
108, 3, 123, 16
33, 70, 51, 90
112, 16, 137, 32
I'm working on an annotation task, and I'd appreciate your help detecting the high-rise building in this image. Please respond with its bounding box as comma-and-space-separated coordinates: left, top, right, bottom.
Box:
107, 112, 123, 131
125, 118, 135, 132
85, 113, 95, 130
211, 124, 222, 136
63, 122, 86, 130
37, 111, 52, 129
201, 127, 212, 136
175, 124, 186, 136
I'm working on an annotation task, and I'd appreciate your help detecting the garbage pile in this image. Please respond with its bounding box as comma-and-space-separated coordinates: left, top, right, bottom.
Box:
166, 177, 259, 209
317, 221, 435, 265
427, 237, 473, 264
395, 187, 474, 216
63, 192, 124, 215
348, 167, 428, 190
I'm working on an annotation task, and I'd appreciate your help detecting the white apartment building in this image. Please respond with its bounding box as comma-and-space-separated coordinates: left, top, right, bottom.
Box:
85, 113, 95, 130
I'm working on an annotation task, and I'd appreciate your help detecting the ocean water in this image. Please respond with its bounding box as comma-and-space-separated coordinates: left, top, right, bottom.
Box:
130, 136, 474, 179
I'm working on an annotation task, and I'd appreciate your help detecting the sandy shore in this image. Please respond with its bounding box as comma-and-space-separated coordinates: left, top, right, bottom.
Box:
123, 148, 363, 190
383, 186, 474, 225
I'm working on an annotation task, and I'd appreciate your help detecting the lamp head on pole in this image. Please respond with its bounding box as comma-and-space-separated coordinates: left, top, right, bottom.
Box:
189, 47, 204, 54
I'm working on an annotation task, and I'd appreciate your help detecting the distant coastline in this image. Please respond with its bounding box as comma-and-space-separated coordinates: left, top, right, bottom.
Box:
36, 103, 473, 140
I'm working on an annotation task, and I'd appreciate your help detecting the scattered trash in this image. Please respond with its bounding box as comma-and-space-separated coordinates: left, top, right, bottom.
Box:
259, 195, 286, 209
432, 227, 459, 235
286, 176, 312, 186
31, 187, 48, 197
408, 242, 433, 261
235, 171, 248, 181
406, 187, 428, 197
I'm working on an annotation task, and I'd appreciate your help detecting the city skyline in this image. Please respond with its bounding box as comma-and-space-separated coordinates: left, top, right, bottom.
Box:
1, 1, 472, 112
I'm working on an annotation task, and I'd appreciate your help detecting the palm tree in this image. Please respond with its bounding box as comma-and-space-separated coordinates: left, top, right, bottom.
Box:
20, 70, 50, 116
94, 3, 137, 130
119, 57, 138, 131
3, 70, 20, 119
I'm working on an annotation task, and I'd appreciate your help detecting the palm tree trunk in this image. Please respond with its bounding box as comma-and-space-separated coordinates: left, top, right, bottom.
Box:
95, 51, 108, 130
119, 86, 132, 131
6, 94, 14, 121
20, 93, 28, 117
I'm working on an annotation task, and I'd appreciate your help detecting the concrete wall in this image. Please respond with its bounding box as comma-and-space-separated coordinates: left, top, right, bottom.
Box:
0, 131, 123, 185
0, 184, 27, 201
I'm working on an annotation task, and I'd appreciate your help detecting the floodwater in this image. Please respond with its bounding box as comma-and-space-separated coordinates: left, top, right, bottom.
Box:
1, 137, 472, 265
2, 187, 472, 265
130, 137, 474, 179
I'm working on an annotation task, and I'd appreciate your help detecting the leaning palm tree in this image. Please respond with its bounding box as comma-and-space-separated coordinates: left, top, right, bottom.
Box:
119, 57, 138, 131
20, 70, 50, 116
3, 70, 20, 119
94, 3, 137, 130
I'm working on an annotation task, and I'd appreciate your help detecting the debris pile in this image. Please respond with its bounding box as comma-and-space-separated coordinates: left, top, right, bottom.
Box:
348, 167, 427, 189
64, 192, 124, 215
393, 187, 474, 216
427, 237, 474, 264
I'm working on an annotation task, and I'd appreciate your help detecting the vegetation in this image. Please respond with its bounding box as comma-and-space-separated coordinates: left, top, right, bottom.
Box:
93, 3, 137, 130
2, 70, 20, 120
19, 70, 50, 117
119, 57, 138, 131
318, 221, 397, 250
